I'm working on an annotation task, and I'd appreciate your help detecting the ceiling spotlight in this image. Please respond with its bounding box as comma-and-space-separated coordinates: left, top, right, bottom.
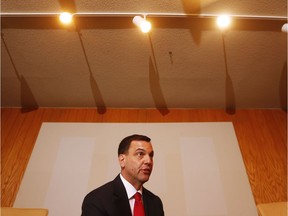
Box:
281, 23, 288, 33
59, 12, 73, 25
133, 15, 152, 33
217, 15, 231, 29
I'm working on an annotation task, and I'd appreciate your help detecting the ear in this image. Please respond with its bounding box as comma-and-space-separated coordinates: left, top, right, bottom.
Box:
118, 154, 126, 168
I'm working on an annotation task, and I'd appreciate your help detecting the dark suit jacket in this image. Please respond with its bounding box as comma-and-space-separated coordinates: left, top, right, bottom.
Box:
81, 174, 164, 216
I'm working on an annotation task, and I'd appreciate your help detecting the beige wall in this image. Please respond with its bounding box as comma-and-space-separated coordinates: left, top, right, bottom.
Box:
1, 108, 287, 207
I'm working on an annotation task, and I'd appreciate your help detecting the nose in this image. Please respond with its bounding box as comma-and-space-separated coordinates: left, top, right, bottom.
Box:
144, 154, 153, 165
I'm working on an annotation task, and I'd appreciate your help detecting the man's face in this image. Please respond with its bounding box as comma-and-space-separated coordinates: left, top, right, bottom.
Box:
119, 140, 154, 189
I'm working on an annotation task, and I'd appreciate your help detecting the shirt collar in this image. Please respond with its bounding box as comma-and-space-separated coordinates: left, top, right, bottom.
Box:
120, 174, 142, 199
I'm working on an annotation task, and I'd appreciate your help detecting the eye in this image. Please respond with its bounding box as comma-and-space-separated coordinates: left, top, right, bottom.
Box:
137, 152, 144, 156
136, 151, 145, 158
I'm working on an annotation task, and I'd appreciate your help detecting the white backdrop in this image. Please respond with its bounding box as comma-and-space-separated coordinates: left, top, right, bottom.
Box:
14, 122, 258, 216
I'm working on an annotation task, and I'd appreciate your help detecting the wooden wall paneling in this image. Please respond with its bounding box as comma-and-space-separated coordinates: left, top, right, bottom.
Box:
69, 109, 94, 122
233, 110, 287, 204
2, 109, 43, 206
269, 110, 287, 147
83, 109, 104, 122
1, 109, 22, 166
100, 109, 121, 122
118, 109, 145, 122
1, 108, 287, 208
232, 110, 260, 203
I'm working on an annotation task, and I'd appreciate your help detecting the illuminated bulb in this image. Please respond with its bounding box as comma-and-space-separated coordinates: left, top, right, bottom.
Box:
59, 12, 73, 24
140, 20, 151, 33
281, 23, 288, 33
217, 15, 231, 29
133, 16, 152, 33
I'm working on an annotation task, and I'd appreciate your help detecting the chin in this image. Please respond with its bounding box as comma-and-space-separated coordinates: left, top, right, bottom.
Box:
141, 176, 150, 183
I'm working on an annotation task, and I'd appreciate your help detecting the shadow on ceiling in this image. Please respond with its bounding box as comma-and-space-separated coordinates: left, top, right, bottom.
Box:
58, 0, 77, 14
221, 32, 236, 114
77, 31, 107, 114
1, 33, 39, 113
148, 34, 170, 116
181, 0, 202, 45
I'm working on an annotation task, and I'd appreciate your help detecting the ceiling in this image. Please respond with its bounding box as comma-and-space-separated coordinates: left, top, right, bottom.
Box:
1, 0, 287, 113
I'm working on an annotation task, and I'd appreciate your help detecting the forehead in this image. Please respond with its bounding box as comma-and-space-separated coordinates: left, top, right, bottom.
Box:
129, 140, 153, 151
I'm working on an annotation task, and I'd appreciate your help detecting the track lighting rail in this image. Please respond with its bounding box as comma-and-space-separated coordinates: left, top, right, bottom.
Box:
0, 12, 287, 21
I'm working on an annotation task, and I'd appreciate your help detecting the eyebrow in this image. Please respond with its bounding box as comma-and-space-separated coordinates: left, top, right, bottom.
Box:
135, 148, 154, 156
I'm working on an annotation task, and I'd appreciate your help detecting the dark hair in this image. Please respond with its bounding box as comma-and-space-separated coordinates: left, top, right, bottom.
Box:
118, 134, 151, 155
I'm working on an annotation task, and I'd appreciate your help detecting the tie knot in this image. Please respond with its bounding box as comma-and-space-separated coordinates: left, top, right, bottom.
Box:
134, 192, 142, 202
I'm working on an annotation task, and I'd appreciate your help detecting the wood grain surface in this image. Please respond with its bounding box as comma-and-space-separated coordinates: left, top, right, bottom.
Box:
1, 108, 287, 207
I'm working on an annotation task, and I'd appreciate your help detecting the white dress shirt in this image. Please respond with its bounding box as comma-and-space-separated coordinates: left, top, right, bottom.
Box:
120, 174, 143, 215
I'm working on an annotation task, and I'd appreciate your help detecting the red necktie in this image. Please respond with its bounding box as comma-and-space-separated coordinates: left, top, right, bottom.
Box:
134, 192, 145, 216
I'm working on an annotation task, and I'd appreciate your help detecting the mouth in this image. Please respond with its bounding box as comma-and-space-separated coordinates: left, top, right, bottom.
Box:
140, 168, 152, 175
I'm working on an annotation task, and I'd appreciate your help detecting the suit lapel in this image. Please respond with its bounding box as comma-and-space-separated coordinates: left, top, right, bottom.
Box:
143, 189, 153, 216
112, 175, 132, 216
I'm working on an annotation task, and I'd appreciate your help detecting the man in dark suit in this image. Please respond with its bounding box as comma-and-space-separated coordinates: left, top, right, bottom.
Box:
81, 134, 164, 216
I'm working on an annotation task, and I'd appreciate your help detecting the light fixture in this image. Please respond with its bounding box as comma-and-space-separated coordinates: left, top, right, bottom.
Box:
132, 15, 152, 33
281, 23, 288, 33
217, 15, 231, 29
2, 12, 287, 32
59, 12, 73, 25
